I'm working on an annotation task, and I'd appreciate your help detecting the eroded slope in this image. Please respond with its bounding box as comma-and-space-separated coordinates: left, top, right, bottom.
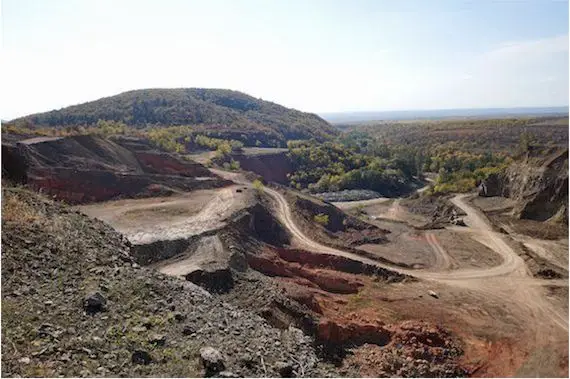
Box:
1, 187, 341, 377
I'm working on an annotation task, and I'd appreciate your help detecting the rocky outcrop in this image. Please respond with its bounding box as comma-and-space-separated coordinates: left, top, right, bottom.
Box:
479, 149, 568, 223
229, 203, 291, 247
135, 233, 248, 293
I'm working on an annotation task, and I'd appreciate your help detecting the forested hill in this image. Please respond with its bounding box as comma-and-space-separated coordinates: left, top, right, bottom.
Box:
9, 88, 338, 146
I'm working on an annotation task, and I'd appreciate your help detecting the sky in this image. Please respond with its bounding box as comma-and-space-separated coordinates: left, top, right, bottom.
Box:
2, 0, 569, 119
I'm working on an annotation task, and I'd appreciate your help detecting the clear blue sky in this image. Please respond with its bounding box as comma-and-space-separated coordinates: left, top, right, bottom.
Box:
2, 0, 568, 119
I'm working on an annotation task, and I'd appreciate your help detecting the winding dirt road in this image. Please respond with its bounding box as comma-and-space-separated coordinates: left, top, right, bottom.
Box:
210, 169, 568, 343
262, 187, 569, 335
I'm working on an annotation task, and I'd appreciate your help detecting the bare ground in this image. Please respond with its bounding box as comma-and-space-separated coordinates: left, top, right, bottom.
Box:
470, 196, 517, 213
75, 169, 569, 377
264, 187, 569, 376
78, 185, 253, 244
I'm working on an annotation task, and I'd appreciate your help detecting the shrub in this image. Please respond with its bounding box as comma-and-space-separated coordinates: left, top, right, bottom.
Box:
252, 179, 264, 191
229, 159, 240, 171
314, 213, 329, 226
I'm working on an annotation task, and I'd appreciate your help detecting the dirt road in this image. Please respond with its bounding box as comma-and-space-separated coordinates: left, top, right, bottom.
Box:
263, 187, 568, 336
425, 232, 453, 270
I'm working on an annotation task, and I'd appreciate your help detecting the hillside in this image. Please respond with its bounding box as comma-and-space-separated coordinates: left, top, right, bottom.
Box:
1, 187, 334, 377
2, 134, 231, 204
9, 89, 338, 146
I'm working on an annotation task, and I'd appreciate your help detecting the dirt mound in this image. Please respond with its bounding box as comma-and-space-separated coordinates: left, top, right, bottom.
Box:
341, 320, 465, 377
2, 135, 231, 204
285, 189, 390, 248
1, 187, 343, 378
402, 193, 466, 227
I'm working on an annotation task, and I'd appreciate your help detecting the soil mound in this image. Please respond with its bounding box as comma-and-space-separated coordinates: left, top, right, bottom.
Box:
288, 190, 390, 248
2, 135, 231, 204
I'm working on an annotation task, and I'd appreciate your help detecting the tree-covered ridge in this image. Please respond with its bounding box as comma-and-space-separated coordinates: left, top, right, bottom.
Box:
339, 117, 568, 153
9, 88, 338, 147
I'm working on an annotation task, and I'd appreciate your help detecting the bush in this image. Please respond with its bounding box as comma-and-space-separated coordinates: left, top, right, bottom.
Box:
252, 179, 264, 191
229, 159, 240, 171
314, 213, 329, 226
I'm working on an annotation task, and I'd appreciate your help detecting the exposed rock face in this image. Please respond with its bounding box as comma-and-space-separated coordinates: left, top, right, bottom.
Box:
181, 235, 242, 294
1, 135, 231, 204
133, 151, 212, 177
479, 149, 568, 223
231, 150, 293, 184
137, 234, 247, 293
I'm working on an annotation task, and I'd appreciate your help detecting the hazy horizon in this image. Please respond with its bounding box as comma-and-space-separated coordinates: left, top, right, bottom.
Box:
4, 87, 568, 123
320, 106, 569, 123
3, 0, 569, 120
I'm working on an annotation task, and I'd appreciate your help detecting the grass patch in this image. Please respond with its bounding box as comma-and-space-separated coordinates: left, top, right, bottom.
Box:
2, 192, 42, 224
314, 213, 330, 226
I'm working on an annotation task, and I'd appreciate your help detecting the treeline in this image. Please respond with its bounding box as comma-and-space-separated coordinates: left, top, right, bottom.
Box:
427, 149, 511, 194
333, 118, 569, 195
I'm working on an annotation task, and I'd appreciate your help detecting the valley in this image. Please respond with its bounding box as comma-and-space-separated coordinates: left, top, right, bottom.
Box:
2, 92, 568, 378
75, 161, 568, 377
3, 1, 569, 377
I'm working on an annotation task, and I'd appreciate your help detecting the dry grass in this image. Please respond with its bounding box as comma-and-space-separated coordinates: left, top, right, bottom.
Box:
2, 191, 42, 224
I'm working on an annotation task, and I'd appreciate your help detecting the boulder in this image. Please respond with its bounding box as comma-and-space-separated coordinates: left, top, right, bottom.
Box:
186, 268, 234, 294
200, 347, 225, 376
275, 361, 295, 377
131, 350, 152, 365
217, 371, 238, 378
179, 235, 244, 294
428, 290, 439, 299
83, 292, 106, 314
